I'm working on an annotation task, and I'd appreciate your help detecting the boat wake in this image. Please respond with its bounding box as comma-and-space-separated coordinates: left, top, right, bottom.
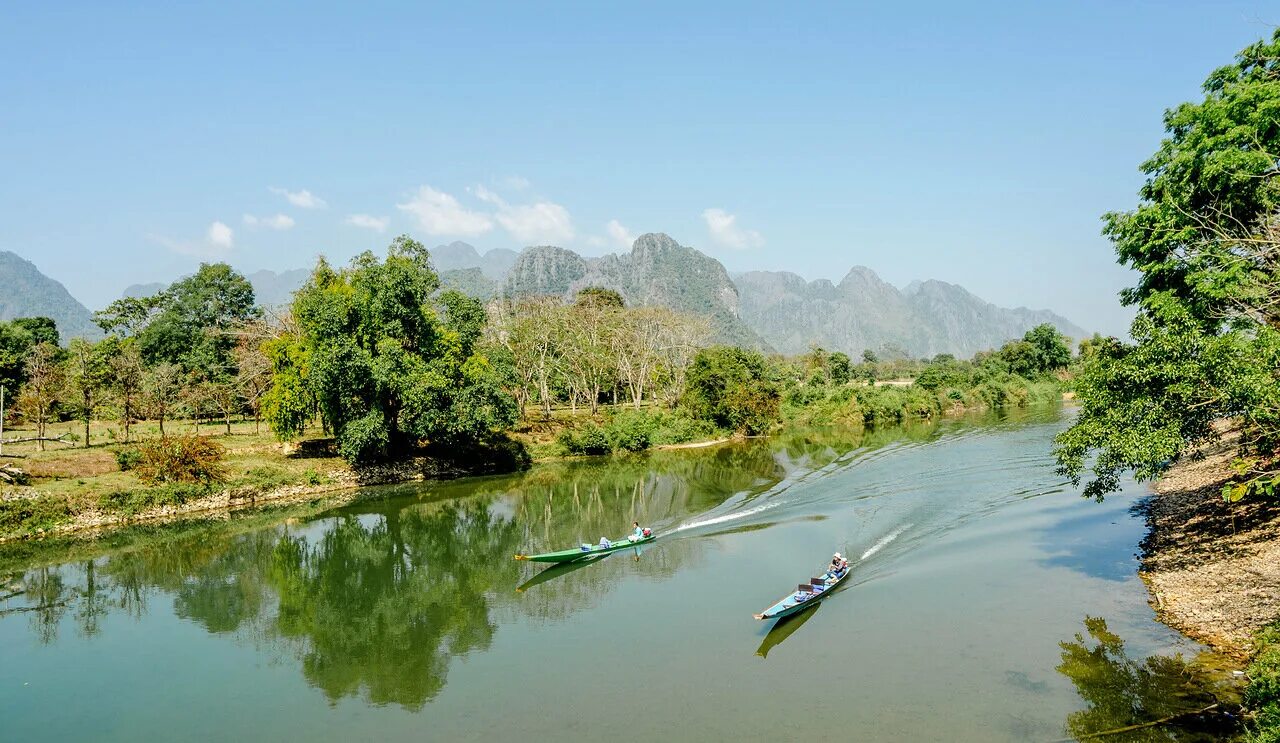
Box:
673, 501, 782, 532
860, 523, 911, 561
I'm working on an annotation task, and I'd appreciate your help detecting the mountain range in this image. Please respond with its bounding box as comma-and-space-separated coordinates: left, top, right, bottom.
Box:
0, 251, 101, 340
6, 236, 1085, 355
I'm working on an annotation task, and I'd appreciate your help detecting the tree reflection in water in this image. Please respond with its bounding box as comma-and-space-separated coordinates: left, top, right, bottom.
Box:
0, 427, 919, 711
1056, 616, 1241, 742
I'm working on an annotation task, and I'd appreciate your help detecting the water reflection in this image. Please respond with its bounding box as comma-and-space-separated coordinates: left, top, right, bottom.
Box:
755, 602, 822, 659
2, 428, 877, 710
1056, 616, 1242, 742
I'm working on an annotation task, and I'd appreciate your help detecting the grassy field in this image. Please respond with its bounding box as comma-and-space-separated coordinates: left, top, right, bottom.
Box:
0, 405, 707, 540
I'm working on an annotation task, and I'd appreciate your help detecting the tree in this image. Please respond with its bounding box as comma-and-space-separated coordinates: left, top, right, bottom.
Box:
135, 263, 261, 373
828, 352, 852, 385
17, 343, 63, 450
267, 237, 519, 463
574, 286, 625, 309
682, 346, 780, 435
62, 339, 110, 448
143, 362, 184, 437
234, 337, 273, 433
861, 349, 878, 364
0, 317, 58, 400
105, 339, 145, 442
1023, 323, 1071, 373
1055, 31, 1280, 499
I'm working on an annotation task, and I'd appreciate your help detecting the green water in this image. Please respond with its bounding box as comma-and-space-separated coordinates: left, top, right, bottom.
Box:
0, 407, 1242, 741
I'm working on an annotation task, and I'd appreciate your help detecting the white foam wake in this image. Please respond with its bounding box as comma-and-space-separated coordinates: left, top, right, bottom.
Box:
861, 523, 912, 560
673, 501, 782, 532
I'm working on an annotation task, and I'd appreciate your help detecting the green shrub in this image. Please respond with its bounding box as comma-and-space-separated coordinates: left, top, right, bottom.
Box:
114, 447, 142, 471
0, 495, 71, 533
135, 436, 226, 485
557, 424, 612, 456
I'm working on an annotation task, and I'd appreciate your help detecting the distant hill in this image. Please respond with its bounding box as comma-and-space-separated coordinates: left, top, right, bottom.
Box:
0, 251, 100, 341
503, 233, 767, 349
108, 234, 1088, 359
735, 267, 1087, 357
430, 241, 518, 280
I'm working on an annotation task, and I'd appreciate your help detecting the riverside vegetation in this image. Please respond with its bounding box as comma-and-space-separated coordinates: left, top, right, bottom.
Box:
0, 230, 1073, 541
1051, 30, 1280, 740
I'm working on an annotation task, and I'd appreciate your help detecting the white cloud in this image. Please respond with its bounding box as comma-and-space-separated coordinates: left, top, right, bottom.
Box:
270, 187, 327, 209
397, 186, 493, 236
207, 221, 234, 249
606, 219, 636, 248
474, 185, 574, 244
345, 213, 390, 233
702, 208, 763, 250
150, 220, 235, 257
242, 213, 295, 230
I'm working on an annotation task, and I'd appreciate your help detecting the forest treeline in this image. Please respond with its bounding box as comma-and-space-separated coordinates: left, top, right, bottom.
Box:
0, 234, 1074, 470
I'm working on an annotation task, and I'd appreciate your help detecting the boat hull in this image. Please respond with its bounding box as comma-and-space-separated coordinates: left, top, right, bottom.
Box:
516, 534, 655, 563
754, 563, 851, 620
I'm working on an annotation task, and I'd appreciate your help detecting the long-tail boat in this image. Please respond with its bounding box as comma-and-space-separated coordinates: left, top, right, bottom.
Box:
514, 533, 655, 564
753, 559, 851, 620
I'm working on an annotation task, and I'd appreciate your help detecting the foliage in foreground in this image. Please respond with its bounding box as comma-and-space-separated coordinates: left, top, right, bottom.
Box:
1054, 31, 1280, 500
1247, 622, 1280, 742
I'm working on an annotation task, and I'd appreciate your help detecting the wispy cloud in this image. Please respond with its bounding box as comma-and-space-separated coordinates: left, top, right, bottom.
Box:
606, 219, 636, 248
397, 186, 493, 236
150, 220, 235, 257
270, 187, 327, 209
499, 175, 530, 191
345, 213, 390, 233
243, 213, 295, 230
702, 208, 763, 249
474, 185, 574, 244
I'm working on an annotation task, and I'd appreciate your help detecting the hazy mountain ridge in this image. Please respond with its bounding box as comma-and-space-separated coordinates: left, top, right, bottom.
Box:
503, 233, 766, 349
737, 267, 1087, 357
0, 251, 101, 340
45, 233, 1083, 357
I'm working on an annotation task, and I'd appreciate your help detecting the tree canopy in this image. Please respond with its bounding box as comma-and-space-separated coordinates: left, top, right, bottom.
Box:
1055, 31, 1280, 499
264, 236, 519, 463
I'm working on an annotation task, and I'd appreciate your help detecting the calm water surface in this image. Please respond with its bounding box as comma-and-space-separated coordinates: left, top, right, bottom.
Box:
0, 407, 1239, 741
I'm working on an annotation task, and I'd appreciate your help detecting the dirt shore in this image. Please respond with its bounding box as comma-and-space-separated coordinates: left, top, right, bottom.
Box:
1140, 442, 1280, 658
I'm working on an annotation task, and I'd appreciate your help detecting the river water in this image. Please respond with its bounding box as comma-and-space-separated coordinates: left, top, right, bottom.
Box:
0, 406, 1241, 741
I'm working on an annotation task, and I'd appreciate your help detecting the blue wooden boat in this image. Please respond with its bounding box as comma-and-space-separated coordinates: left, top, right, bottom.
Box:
514, 533, 655, 563
753, 560, 852, 620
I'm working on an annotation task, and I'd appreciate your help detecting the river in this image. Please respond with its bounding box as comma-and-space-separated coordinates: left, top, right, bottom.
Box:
0, 406, 1241, 741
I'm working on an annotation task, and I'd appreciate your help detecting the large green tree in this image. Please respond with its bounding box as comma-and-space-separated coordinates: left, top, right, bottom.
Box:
1056, 31, 1280, 499
681, 346, 780, 435
264, 237, 519, 463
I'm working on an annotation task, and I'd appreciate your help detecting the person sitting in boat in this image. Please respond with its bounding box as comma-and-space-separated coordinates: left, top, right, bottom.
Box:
629, 521, 644, 542
829, 553, 849, 576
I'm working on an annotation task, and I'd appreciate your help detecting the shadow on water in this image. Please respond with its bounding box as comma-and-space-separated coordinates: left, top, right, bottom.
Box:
1054, 616, 1243, 742
1037, 500, 1147, 583
755, 602, 822, 659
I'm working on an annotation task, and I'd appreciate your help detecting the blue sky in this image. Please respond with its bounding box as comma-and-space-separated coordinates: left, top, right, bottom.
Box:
2, 2, 1276, 336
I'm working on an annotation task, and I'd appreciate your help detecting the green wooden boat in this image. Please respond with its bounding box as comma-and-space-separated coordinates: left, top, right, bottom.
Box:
515, 533, 655, 563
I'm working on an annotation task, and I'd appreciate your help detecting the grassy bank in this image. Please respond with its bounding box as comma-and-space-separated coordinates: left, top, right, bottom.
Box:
1247, 622, 1280, 741
781, 375, 1062, 429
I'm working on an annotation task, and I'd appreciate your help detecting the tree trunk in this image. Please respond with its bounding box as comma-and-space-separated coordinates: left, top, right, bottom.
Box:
83, 416, 90, 449
158, 412, 165, 437
223, 411, 231, 436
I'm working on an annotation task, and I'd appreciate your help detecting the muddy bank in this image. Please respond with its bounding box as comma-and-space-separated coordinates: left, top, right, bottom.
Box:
1140, 442, 1280, 658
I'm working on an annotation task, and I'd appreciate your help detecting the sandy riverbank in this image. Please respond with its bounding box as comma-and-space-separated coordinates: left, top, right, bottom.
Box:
1140, 440, 1280, 658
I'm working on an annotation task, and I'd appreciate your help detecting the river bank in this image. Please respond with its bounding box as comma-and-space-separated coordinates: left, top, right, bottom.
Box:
1140, 440, 1280, 659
